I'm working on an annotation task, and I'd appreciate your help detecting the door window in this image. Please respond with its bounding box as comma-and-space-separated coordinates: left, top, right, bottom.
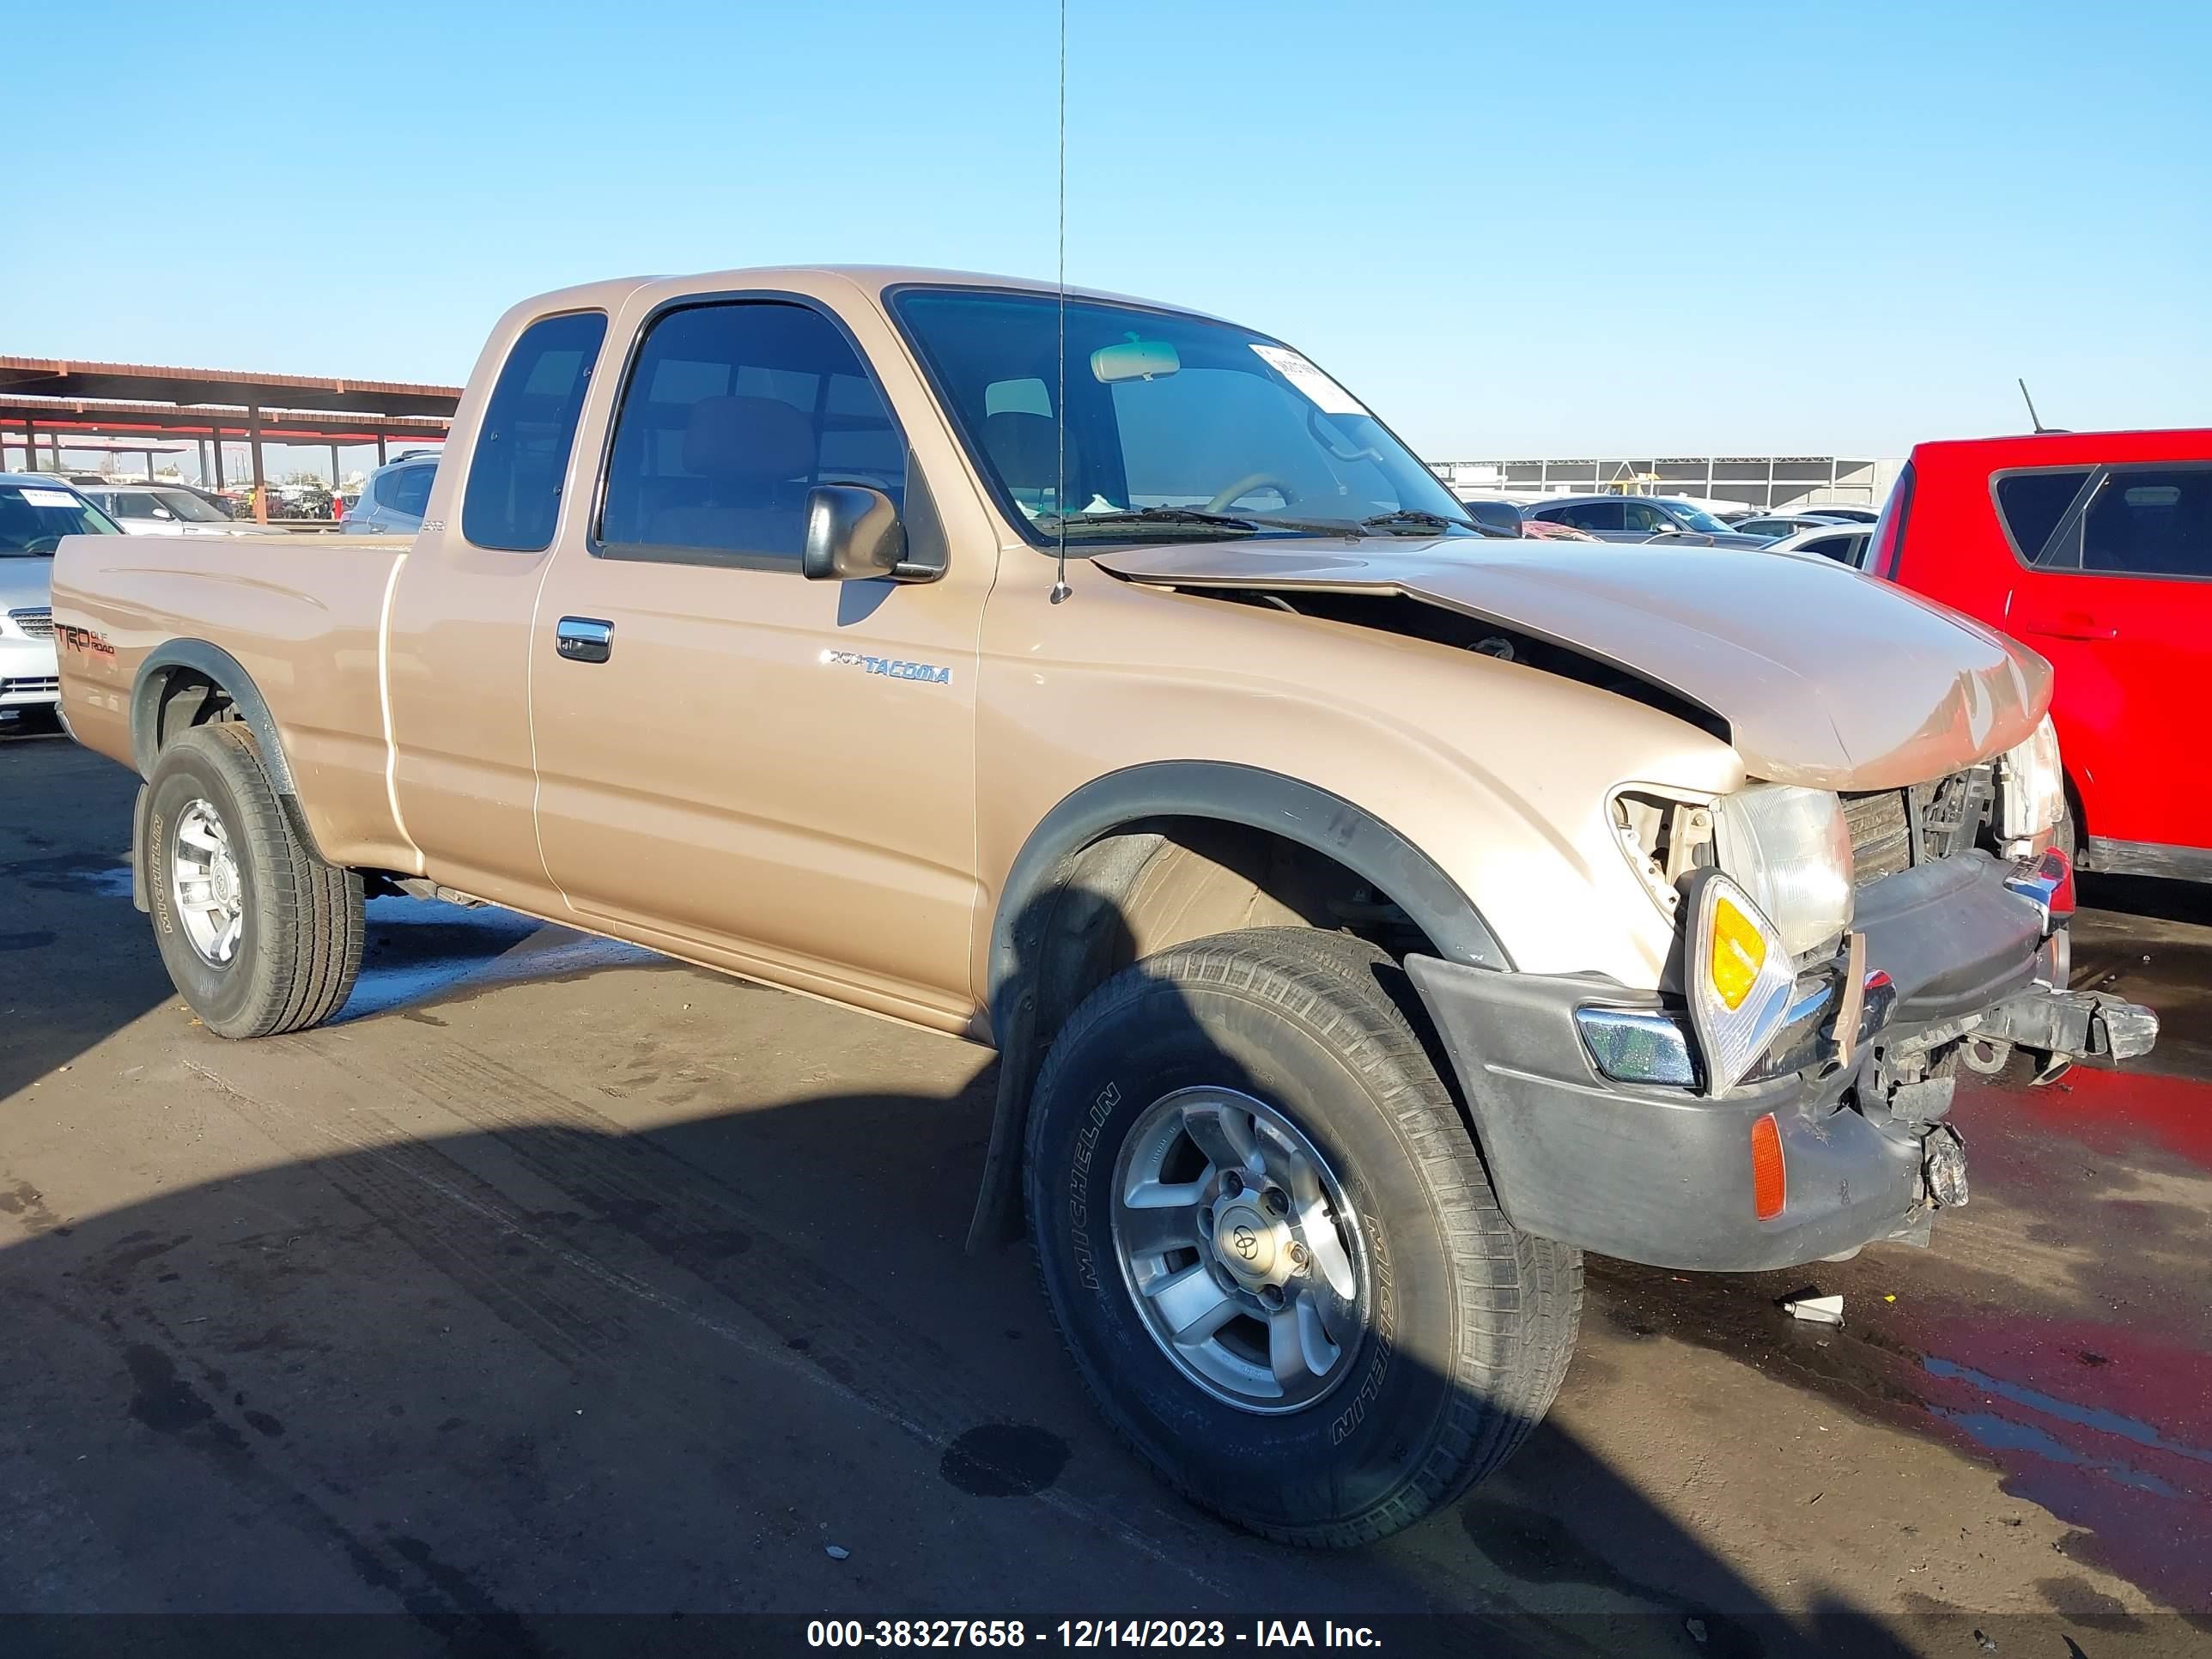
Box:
598, 300, 904, 563
1620, 501, 1670, 533
2076, 466, 2211, 578
1559, 500, 1624, 532
461, 309, 608, 552
1992, 467, 2093, 565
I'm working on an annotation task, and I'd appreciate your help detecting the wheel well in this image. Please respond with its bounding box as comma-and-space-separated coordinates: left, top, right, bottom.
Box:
1018, 817, 1443, 1065
966, 813, 1455, 1251
147, 668, 241, 754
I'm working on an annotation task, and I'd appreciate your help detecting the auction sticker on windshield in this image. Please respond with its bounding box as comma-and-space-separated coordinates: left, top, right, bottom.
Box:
21, 489, 80, 508
1249, 344, 1367, 416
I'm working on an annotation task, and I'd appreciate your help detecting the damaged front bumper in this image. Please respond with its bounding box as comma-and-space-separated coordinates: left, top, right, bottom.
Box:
1406, 847, 2158, 1273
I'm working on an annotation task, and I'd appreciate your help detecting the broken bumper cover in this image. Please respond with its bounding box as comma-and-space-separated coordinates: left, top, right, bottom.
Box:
1407, 849, 2157, 1273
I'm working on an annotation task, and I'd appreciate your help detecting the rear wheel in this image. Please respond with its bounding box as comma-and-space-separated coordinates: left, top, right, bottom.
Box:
143, 723, 364, 1038
1024, 927, 1581, 1546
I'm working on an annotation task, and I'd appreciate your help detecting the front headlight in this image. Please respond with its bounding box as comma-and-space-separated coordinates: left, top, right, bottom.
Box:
1712, 784, 1854, 960
1997, 714, 2064, 842
1686, 872, 1797, 1092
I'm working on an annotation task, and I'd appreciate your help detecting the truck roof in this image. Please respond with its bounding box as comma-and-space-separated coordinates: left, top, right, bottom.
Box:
502, 264, 1231, 327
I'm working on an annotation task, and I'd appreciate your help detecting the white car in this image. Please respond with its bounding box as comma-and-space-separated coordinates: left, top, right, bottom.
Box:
1763, 521, 1872, 563
0, 476, 123, 718
76, 483, 258, 538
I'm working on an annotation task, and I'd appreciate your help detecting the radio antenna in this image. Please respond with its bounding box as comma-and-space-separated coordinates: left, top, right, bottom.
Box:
2018, 377, 2052, 434
1049, 0, 1073, 604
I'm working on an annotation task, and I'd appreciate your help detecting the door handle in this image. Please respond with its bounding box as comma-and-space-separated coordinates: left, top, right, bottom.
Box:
2025, 611, 2118, 642
556, 617, 613, 663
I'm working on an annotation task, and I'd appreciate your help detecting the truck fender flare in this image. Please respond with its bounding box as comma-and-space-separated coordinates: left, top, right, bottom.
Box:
130, 639, 299, 796
965, 760, 1510, 1250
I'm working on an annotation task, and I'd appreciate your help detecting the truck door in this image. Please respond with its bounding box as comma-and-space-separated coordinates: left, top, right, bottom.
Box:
527, 295, 984, 1027
385, 307, 611, 908
2008, 460, 2212, 860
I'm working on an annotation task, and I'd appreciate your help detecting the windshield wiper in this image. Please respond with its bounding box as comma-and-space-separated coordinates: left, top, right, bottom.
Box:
1036, 507, 1263, 537
1356, 508, 1486, 537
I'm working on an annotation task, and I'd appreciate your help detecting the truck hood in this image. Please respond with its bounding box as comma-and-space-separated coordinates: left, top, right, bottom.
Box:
1097, 538, 2051, 790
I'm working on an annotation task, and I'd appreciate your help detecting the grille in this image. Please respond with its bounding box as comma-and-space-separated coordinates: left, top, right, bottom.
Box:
1843, 764, 1995, 888
3, 677, 59, 695
1843, 791, 1912, 885
9, 606, 53, 640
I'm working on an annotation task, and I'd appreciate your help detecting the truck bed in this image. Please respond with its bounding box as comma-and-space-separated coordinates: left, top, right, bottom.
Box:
52, 531, 414, 864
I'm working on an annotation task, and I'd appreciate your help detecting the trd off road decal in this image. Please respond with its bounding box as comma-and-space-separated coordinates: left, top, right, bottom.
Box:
57, 624, 116, 659
817, 647, 952, 685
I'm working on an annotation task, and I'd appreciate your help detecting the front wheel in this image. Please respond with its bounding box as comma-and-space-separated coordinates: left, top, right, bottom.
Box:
143, 722, 364, 1038
1024, 928, 1581, 1546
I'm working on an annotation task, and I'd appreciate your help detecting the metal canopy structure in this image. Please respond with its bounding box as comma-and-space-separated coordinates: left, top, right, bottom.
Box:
0, 355, 460, 522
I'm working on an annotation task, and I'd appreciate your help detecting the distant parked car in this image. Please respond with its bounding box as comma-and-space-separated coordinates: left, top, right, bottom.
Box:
0, 476, 120, 720
1730, 512, 1865, 540
1864, 426, 2212, 879
344, 457, 437, 535
79, 484, 258, 538
1792, 504, 1878, 524
1521, 495, 1778, 548
1762, 522, 1870, 563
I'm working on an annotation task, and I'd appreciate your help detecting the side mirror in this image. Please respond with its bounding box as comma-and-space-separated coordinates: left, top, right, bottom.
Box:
803, 484, 905, 581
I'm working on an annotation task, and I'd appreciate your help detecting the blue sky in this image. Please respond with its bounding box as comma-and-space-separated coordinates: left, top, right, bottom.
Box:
8, 0, 2207, 463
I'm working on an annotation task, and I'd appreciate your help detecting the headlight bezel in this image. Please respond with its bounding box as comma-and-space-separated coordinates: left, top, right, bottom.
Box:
1711, 782, 1855, 963
1996, 714, 2065, 845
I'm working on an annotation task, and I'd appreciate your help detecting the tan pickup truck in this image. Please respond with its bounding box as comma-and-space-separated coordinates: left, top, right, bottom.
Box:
52, 265, 2156, 1545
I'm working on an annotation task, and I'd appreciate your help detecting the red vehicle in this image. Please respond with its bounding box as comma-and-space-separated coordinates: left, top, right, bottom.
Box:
1866, 428, 2212, 881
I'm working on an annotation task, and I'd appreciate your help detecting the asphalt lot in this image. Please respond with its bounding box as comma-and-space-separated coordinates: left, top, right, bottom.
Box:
3, 726, 2208, 1655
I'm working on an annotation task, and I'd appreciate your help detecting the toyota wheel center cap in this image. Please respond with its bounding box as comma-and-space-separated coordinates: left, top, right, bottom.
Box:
1213, 1203, 1278, 1281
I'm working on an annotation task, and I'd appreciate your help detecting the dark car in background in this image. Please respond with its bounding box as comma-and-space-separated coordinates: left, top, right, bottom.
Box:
1522, 494, 1779, 548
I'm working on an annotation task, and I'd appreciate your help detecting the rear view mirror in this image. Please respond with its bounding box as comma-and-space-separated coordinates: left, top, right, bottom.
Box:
803, 485, 907, 581
1091, 339, 1181, 384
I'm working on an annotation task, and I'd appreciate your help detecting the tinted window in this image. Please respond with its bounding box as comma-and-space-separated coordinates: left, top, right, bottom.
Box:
599, 301, 902, 560
116, 491, 166, 517
1802, 534, 1856, 561
461, 310, 607, 552
2079, 466, 2212, 578
1621, 501, 1670, 533
1557, 501, 1623, 532
1994, 468, 2092, 564
380, 465, 434, 517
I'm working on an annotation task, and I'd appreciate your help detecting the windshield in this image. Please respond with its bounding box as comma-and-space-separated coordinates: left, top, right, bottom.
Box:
150, 488, 230, 522
1662, 501, 1734, 535
0, 483, 120, 555
892, 289, 1476, 543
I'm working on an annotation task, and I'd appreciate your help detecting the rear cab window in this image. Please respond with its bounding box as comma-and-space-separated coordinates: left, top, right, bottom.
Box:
461, 310, 609, 552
